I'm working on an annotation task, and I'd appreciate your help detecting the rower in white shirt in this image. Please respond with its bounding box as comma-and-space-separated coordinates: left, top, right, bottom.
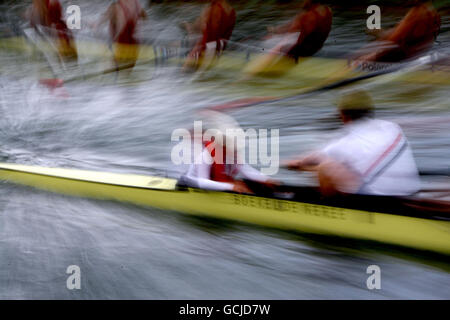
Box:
286, 90, 421, 196
182, 111, 278, 194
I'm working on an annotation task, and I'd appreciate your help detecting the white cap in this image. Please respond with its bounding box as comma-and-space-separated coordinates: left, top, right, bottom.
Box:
198, 110, 244, 150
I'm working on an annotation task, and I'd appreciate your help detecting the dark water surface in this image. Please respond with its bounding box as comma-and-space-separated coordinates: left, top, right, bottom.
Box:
0, 0, 449, 299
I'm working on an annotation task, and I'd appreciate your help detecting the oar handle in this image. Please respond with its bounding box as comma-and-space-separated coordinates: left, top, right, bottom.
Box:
280, 163, 450, 177
419, 169, 450, 177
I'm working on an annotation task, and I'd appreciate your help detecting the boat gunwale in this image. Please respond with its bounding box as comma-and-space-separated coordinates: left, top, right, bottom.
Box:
0, 164, 449, 223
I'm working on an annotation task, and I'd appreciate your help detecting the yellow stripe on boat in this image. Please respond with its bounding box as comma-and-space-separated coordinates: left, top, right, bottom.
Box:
0, 162, 449, 255
0, 162, 176, 190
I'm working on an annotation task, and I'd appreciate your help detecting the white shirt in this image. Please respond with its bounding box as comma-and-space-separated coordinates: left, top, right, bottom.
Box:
321, 118, 421, 196
183, 147, 269, 191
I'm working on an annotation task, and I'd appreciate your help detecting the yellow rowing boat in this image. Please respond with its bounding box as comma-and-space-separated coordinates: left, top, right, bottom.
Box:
0, 162, 449, 255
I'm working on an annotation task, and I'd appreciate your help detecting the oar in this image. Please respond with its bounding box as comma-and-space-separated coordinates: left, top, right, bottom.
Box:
207, 52, 442, 112
280, 163, 450, 178
38, 46, 190, 90
26, 21, 189, 89
38, 60, 137, 89
226, 38, 401, 59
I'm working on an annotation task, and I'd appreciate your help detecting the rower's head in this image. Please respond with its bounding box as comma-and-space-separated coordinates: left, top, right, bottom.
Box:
200, 110, 244, 161
337, 90, 374, 124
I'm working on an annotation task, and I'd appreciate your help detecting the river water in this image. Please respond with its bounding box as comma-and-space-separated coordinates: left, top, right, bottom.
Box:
0, 0, 449, 299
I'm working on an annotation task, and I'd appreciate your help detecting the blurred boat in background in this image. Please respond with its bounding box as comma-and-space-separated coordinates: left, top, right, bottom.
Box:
2, 33, 450, 86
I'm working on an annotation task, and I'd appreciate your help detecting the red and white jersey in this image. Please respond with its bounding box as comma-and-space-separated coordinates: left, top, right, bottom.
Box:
322, 118, 421, 195
184, 145, 269, 191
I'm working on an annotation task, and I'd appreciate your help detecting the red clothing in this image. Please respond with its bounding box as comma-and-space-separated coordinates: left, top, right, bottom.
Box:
364, 4, 440, 62
201, 1, 236, 52
48, 0, 73, 45
282, 4, 332, 61
111, 0, 143, 44
47, 0, 62, 26
29, 0, 75, 55
205, 141, 237, 183
189, 0, 236, 57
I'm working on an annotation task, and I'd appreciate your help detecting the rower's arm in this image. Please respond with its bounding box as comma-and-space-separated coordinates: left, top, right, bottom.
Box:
186, 5, 214, 56
187, 175, 234, 191
293, 12, 317, 45
269, 14, 301, 35
238, 164, 270, 182
286, 152, 326, 171
191, 5, 210, 35
184, 151, 234, 191
383, 9, 416, 43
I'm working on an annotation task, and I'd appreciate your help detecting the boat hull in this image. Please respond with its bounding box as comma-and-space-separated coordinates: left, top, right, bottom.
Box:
0, 163, 449, 255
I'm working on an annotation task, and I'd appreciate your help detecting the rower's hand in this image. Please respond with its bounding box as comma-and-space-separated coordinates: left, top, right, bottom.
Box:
284, 160, 320, 172
232, 181, 253, 194
284, 159, 302, 170
263, 179, 281, 189
284, 153, 325, 171
180, 21, 193, 34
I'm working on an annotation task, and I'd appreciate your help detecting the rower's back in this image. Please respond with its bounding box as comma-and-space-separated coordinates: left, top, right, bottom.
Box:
384, 2, 440, 59
320, 91, 421, 197
114, 0, 144, 44
322, 118, 421, 196
287, 2, 332, 58
203, 0, 236, 44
